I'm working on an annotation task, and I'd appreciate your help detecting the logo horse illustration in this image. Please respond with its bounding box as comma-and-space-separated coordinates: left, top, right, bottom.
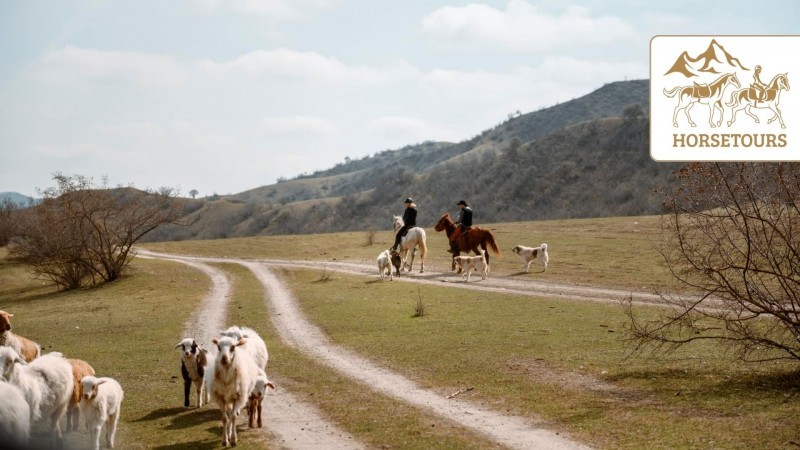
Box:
663, 73, 741, 128
726, 72, 790, 129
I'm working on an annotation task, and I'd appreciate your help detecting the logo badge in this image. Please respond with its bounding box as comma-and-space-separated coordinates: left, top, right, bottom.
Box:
651, 36, 796, 160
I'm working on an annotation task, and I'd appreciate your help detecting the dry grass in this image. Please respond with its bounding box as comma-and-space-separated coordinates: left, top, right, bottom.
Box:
6, 214, 800, 448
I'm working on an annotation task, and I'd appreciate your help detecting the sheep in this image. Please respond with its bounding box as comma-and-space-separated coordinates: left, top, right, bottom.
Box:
0, 347, 73, 447
220, 326, 268, 370
210, 336, 259, 447
175, 338, 208, 408
0, 380, 30, 449
246, 370, 275, 428
0, 310, 41, 362
66, 358, 95, 433
79, 375, 124, 450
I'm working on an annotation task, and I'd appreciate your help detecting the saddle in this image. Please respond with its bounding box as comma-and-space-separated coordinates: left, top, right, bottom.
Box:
748, 86, 773, 102
692, 82, 711, 99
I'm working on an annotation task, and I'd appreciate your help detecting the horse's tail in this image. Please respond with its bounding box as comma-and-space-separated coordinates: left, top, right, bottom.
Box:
725, 89, 741, 107
485, 231, 500, 256
417, 228, 428, 260
663, 86, 683, 98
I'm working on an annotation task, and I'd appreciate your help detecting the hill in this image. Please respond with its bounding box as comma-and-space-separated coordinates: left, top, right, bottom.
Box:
0, 192, 36, 206
145, 79, 678, 241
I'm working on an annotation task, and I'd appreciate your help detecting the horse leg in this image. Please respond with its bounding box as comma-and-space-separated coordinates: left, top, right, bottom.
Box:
745, 104, 759, 123
707, 102, 716, 128
672, 104, 682, 127
685, 102, 697, 127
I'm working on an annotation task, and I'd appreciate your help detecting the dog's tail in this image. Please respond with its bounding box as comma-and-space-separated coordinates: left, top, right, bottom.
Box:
541, 243, 547, 251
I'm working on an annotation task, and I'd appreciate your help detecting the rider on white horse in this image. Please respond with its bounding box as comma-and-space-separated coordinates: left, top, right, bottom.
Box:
393, 197, 417, 252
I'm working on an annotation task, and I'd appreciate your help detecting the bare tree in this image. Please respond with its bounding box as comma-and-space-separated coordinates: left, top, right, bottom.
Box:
10, 174, 185, 290
625, 163, 800, 362
0, 199, 18, 247
189, 189, 199, 199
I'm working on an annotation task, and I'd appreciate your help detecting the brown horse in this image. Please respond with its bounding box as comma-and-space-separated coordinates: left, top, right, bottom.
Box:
434, 213, 500, 268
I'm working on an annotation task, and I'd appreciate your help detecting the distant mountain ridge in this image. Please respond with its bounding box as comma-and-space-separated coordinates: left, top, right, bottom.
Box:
0, 192, 36, 207
665, 39, 749, 78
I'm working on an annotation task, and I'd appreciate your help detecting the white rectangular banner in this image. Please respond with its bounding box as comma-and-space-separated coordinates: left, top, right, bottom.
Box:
650, 36, 798, 161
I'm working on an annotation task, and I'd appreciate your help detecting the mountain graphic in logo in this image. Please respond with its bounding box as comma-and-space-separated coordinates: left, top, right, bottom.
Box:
665, 39, 749, 78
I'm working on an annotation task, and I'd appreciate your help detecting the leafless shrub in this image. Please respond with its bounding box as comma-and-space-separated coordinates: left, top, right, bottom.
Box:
625, 163, 800, 362
9, 173, 185, 290
412, 287, 426, 318
365, 230, 377, 246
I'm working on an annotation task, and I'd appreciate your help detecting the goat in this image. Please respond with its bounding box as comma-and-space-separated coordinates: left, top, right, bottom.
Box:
210, 336, 259, 447
175, 338, 208, 408
0, 347, 73, 448
0, 311, 41, 362
66, 358, 96, 432
79, 375, 124, 450
0, 380, 30, 449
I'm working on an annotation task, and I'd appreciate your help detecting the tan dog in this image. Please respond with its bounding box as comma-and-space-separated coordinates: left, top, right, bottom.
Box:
452, 250, 489, 282
377, 249, 403, 280
511, 243, 548, 272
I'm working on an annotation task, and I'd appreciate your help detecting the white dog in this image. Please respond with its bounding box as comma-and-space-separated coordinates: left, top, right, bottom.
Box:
377, 249, 403, 280
377, 249, 394, 280
452, 250, 489, 282
511, 243, 549, 272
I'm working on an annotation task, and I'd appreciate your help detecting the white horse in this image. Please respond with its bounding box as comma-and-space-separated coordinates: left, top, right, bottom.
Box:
392, 215, 427, 273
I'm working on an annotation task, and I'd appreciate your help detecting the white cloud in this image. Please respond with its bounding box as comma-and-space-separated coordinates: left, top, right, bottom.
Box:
367, 116, 458, 142
422, 0, 635, 52
28, 46, 186, 87
200, 48, 418, 84
192, 0, 334, 20
262, 115, 339, 135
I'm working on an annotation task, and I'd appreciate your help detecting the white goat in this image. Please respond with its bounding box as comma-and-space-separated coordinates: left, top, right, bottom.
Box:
79, 375, 124, 450
0, 347, 73, 447
220, 326, 268, 370
0, 380, 30, 449
210, 336, 259, 447
175, 338, 208, 408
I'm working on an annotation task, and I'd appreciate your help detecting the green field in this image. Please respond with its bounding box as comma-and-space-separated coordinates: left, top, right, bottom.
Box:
2, 215, 799, 449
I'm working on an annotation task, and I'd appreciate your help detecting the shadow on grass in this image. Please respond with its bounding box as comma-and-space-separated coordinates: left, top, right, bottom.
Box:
134, 406, 220, 430
610, 367, 800, 399
133, 407, 187, 422
152, 439, 219, 450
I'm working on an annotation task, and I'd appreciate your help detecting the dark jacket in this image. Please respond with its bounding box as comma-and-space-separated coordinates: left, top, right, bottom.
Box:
402, 205, 417, 227
457, 206, 473, 228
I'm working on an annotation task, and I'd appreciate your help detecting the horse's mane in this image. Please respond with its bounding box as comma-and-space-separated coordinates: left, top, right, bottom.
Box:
707, 72, 735, 85
768, 73, 788, 88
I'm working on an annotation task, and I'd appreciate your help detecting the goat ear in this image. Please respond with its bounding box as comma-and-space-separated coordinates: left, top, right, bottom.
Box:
266, 382, 275, 390
96, 379, 107, 386
175, 342, 183, 349
13, 356, 26, 365
212, 339, 219, 345
236, 338, 247, 346
192, 340, 197, 346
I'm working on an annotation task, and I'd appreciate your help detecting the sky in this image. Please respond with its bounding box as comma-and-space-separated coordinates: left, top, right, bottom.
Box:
1, 0, 798, 198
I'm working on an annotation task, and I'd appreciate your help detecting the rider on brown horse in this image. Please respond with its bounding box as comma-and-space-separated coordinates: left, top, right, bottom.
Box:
448, 200, 473, 254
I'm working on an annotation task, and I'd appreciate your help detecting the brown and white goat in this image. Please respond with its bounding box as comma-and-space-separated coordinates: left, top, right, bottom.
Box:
0, 311, 41, 362
66, 358, 95, 432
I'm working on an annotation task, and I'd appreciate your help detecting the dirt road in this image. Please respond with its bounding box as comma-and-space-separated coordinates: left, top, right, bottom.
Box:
139, 249, 594, 449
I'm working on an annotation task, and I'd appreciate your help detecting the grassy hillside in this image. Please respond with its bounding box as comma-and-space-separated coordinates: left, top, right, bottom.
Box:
145, 79, 666, 241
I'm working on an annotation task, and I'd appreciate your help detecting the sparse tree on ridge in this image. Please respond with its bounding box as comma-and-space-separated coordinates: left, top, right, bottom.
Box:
189, 189, 199, 199
625, 162, 800, 362
9, 173, 185, 290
